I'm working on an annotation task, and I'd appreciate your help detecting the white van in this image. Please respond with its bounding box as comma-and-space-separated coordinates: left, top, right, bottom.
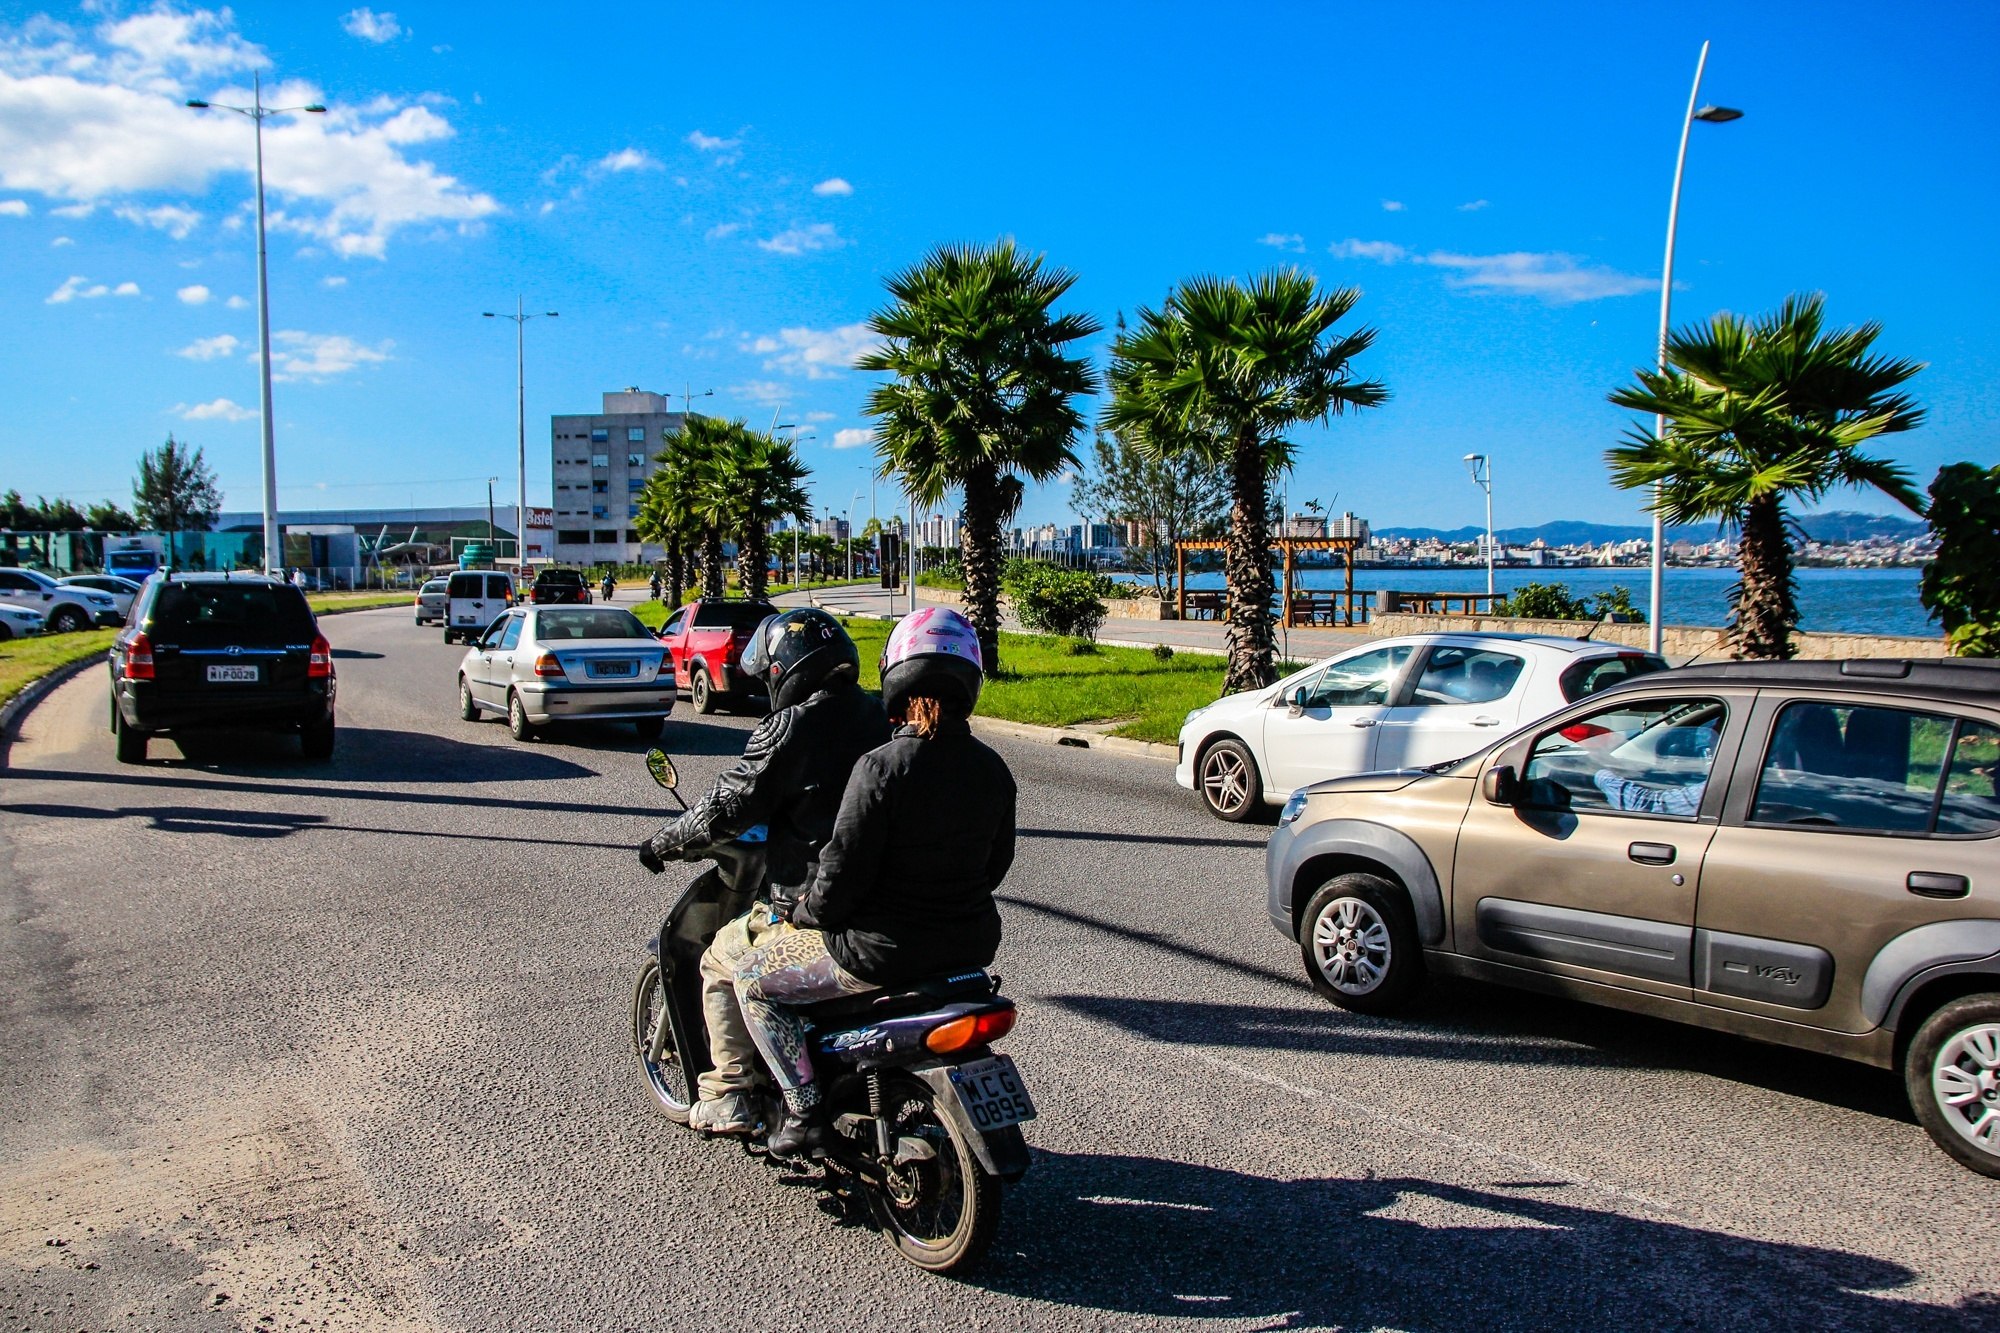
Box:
443, 570, 515, 644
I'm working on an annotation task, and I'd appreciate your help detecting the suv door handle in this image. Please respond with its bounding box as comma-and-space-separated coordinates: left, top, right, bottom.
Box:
1628, 841, 1677, 866
1908, 871, 1970, 899
1471, 716, 1502, 726
1350, 718, 1377, 728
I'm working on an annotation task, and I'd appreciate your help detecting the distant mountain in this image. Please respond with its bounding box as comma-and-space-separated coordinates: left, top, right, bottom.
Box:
1373, 511, 1927, 547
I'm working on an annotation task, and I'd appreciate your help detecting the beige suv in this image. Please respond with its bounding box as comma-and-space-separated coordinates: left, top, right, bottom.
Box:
1266, 658, 2000, 1176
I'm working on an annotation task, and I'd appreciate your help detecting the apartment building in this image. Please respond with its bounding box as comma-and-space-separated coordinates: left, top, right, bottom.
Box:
550, 389, 684, 566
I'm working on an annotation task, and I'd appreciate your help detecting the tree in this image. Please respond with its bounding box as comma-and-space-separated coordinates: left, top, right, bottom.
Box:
727, 428, 812, 600
133, 436, 222, 551
84, 500, 139, 531
1922, 462, 2000, 657
637, 415, 741, 602
1608, 294, 1924, 660
861, 240, 1100, 669
1108, 270, 1387, 692
1072, 427, 1228, 601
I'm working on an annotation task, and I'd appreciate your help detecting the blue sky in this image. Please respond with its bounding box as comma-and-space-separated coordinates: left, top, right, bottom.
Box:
1, 1, 1995, 536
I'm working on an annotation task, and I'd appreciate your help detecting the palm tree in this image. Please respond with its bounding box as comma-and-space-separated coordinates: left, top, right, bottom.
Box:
860, 240, 1100, 669
726, 428, 813, 600
1107, 271, 1386, 692
1608, 294, 1925, 660
638, 414, 737, 603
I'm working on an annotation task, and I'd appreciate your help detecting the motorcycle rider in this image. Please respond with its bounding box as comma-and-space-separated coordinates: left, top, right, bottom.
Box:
735, 607, 1015, 1158
637, 608, 889, 1134
601, 572, 618, 602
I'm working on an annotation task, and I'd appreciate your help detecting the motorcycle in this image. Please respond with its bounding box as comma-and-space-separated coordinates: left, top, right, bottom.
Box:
628, 748, 1036, 1274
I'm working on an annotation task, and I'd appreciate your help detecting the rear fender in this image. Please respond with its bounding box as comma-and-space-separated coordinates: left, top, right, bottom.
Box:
905, 1060, 1032, 1180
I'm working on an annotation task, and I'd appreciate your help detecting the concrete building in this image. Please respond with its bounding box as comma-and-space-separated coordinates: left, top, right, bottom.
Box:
550, 389, 685, 566
1329, 511, 1370, 545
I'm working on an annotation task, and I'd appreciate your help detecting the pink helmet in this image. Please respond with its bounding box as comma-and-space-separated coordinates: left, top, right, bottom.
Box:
880, 607, 984, 716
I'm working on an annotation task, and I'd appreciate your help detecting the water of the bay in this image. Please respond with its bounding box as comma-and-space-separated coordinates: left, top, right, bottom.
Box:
1177, 565, 1936, 638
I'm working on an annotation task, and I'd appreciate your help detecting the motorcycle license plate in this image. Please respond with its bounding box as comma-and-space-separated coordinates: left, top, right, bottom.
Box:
947, 1054, 1036, 1131
206, 664, 259, 683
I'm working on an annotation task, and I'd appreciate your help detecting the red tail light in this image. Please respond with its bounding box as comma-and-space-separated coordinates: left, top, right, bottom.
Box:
123, 631, 154, 680
534, 652, 566, 678
924, 1006, 1017, 1054
307, 633, 333, 678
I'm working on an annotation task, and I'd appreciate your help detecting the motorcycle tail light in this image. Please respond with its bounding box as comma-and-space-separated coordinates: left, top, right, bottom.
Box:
307, 634, 333, 678
123, 632, 154, 680
534, 652, 566, 678
924, 1006, 1017, 1054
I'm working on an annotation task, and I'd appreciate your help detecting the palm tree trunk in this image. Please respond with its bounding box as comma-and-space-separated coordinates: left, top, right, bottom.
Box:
1223, 433, 1276, 692
961, 464, 1004, 672
701, 526, 725, 602
742, 520, 769, 600
665, 534, 685, 609
1733, 495, 1797, 660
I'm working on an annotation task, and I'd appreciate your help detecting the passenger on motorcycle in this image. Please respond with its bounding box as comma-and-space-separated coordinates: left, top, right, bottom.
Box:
735, 607, 1016, 1158
637, 608, 889, 1135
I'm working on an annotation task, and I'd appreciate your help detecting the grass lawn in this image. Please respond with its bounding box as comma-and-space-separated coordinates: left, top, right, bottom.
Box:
0, 629, 117, 709
309, 591, 412, 613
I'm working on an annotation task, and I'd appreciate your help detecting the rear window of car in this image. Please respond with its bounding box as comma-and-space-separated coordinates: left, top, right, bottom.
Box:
149, 582, 314, 646
691, 601, 776, 631
421, 580, 447, 594
1560, 653, 1670, 702
535, 570, 584, 588
534, 609, 652, 640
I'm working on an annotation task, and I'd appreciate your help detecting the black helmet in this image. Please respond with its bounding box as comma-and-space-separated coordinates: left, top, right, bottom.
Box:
879, 606, 984, 718
741, 608, 860, 710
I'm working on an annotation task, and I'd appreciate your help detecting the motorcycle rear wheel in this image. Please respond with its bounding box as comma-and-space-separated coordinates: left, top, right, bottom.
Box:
631, 958, 692, 1123
863, 1073, 1000, 1274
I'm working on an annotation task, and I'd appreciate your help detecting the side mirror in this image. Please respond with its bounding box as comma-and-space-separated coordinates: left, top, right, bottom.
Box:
1481, 764, 1519, 806
645, 748, 678, 790
1286, 687, 1304, 718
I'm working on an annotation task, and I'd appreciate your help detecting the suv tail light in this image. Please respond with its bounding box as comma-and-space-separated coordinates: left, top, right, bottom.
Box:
307, 633, 333, 678
924, 1006, 1017, 1054
534, 652, 566, 678
123, 631, 154, 680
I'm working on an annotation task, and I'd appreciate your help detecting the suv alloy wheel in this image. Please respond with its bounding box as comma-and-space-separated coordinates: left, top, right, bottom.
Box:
1299, 873, 1423, 1014
1906, 994, 2000, 1178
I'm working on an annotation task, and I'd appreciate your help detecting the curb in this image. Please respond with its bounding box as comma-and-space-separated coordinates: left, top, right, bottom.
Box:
968, 716, 1177, 764
0, 651, 104, 747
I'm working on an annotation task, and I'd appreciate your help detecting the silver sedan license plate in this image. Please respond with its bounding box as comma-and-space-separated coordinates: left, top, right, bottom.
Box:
590, 659, 635, 678
206, 664, 258, 683
947, 1054, 1036, 1131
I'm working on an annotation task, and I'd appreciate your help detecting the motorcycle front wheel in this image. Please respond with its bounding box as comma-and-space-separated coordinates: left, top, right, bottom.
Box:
863, 1072, 1000, 1274
631, 958, 692, 1123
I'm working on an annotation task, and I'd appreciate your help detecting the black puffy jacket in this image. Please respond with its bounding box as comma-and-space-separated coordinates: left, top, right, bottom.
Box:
792, 717, 1016, 986
643, 681, 889, 904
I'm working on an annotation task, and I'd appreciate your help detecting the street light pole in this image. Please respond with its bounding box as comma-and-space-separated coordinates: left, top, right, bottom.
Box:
486, 477, 498, 550
186, 72, 327, 574
1649, 41, 1743, 652
1464, 453, 1494, 598
483, 298, 557, 575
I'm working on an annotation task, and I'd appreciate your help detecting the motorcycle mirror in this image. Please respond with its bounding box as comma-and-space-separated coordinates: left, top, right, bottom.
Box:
645, 748, 679, 791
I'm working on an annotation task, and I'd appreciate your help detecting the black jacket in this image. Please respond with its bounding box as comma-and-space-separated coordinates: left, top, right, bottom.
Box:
793, 718, 1015, 986
644, 682, 889, 904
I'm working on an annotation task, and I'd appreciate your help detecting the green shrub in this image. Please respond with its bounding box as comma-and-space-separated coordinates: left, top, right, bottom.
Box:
1923, 462, 2000, 657
1150, 642, 1175, 661
1590, 584, 1645, 623
1004, 562, 1107, 640
1499, 582, 1590, 619
1064, 637, 1099, 656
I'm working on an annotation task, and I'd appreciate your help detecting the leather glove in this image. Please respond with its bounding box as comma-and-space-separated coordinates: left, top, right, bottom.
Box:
638, 839, 667, 874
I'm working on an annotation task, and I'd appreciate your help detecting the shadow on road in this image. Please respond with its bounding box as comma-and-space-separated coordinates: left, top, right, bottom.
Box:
160, 726, 596, 783
0, 801, 617, 851
328, 648, 384, 660
981, 1155, 1989, 1329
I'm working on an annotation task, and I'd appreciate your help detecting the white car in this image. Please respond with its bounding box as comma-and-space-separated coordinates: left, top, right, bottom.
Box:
0, 602, 46, 640
59, 574, 142, 621
1176, 633, 1669, 820
0, 567, 121, 633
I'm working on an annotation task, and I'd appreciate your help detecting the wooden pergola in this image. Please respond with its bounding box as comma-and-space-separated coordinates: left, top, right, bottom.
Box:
1175, 535, 1363, 627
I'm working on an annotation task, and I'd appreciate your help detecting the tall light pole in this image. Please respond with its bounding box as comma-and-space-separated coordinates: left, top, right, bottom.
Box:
483, 298, 557, 574
1464, 453, 1494, 597
187, 73, 326, 574
1649, 41, 1743, 652
485, 476, 498, 552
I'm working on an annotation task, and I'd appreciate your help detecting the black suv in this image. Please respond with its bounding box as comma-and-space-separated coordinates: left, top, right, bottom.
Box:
531, 568, 590, 605
108, 574, 336, 763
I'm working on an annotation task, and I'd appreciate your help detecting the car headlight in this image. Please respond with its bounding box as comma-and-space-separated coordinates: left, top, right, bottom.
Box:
87, 594, 114, 607
1277, 789, 1309, 827
1184, 704, 1210, 726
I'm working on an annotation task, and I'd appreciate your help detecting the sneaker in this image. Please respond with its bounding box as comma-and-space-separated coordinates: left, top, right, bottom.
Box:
765, 1106, 830, 1159
689, 1092, 759, 1136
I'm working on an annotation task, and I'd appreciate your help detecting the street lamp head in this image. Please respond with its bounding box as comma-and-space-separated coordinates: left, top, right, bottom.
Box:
184, 99, 209, 108
1463, 452, 1483, 463
302, 104, 327, 114
544, 311, 559, 317
1693, 104, 1743, 123
481, 312, 496, 318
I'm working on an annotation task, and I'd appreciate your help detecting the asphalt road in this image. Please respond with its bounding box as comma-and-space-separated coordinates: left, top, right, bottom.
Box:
2, 607, 1996, 1331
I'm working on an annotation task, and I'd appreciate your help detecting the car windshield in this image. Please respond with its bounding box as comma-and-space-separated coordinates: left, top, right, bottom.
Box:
534, 608, 651, 640
20, 569, 56, 590
149, 582, 314, 646
691, 601, 776, 630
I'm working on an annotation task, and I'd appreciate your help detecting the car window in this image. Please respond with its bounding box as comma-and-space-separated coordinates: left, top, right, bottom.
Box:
479, 618, 509, 648
1938, 722, 2000, 836
1522, 696, 1725, 818
659, 610, 686, 638
1406, 645, 1525, 707
422, 580, 447, 594
1560, 653, 1669, 702
534, 609, 651, 640
0, 572, 34, 592
691, 601, 777, 631
486, 575, 514, 600
149, 583, 315, 646
20, 569, 56, 590
497, 616, 525, 651
448, 573, 484, 598
1751, 701, 1963, 835
1300, 644, 1413, 708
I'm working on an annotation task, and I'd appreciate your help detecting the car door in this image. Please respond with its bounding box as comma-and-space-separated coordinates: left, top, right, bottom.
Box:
1450, 690, 1743, 997
1259, 643, 1415, 792
657, 606, 689, 677
1373, 642, 1531, 770
1692, 694, 2000, 1033
469, 615, 518, 706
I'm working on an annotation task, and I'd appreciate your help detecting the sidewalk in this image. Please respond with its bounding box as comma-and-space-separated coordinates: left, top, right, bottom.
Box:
775, 583, 1378, 661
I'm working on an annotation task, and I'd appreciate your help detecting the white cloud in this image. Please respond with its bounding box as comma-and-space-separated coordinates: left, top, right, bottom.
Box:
596, 147, 659, 173
704, 221, 741, 241
743, 322, 880, 380
264, 330, 392, 381
322, 275, 347, 288
114, 202, 200, 238
811, 177, 853, 197
0, 9, 499, 261
176, 333, 239, 360
46, 274, 139, 303
726, 380, 788, 406
226, 294, 249, 309
341, 9, 403, 43
176, 397, 255, 421
804, 410, 836, 423
1258, 232, 1305, 252
1459, 199, 1490, 212
686, 130, 740, 153
831, 428, 872, 451
756, 223, 846, 256
1328, 238, 1409, 263
50, 235, 71, 246
0, 198, 27, 216
176, 283, 210, 304
1325, 236, 1652, 303
1381, 200, 1405, 212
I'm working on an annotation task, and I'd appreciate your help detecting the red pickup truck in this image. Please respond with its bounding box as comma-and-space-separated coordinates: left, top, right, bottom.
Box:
655, 599, 776, 714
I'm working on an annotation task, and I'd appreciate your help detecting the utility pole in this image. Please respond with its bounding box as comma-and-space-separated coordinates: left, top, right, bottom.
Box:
483, 299, 557, 574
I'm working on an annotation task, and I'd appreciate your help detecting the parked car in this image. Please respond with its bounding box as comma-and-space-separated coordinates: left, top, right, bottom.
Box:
1177, 633, 1667, 820
0, 567, 122, 632
0, 603, 47, 640
530, 567, 590, 605
442, 570, 515, 644
457, 604, 674, 741
60, 573, 142, 621
1267, 657, 2000, 1176
654, 598, 776, 714
413, 577, 449, 625
108, 573, 336, 763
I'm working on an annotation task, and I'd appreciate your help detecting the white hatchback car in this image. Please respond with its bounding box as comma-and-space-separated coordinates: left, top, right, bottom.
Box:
1176, 633, 1668, 820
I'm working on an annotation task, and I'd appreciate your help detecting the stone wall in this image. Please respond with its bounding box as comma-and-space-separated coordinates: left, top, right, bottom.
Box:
1368, 612, 1948, 662
915, 585, 1167, 621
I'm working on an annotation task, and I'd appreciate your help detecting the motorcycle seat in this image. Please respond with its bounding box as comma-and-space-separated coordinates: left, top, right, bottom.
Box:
803, 970, 997, 1023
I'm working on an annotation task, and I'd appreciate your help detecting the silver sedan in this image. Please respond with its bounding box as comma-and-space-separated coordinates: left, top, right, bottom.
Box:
457, 605, 676, 741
